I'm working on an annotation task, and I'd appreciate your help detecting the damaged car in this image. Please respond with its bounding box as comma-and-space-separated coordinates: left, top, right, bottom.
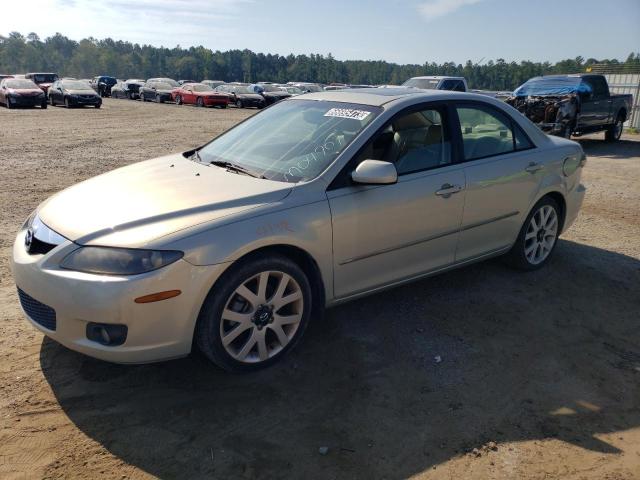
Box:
506, 74, 632, 141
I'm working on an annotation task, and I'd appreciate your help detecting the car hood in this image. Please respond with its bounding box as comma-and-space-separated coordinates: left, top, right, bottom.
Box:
66, 89, 98, 95
37, 153, 292, 248
8, 88, 43, 95
237, 93, 264, 100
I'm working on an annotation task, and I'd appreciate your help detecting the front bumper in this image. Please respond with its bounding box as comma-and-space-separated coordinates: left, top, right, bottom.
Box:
203, 97, 229, 106
68, 95, 102, 106
11, 228, 228, 363
8, 95, 45, 107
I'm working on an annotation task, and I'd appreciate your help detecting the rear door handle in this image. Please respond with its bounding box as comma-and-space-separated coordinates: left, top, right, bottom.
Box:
435, 184, 463, 198
525, 162, 543, 174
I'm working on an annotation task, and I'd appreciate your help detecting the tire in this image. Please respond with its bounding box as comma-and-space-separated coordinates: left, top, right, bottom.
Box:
197, 97, 204, 108
140, 93, 146, 102
50, 96, 55, 106
220, 104, 227, 109
236, 99, 243, 108
41, 101, 47, 109
95, 103, 101, 109
64, 97, 71, 108
6, 100, 12, 109
505, 196, 561, 271
560, 123, 572, 139
130, 92, 136, 100
195, 254, 313, 372
156, 94, 163, 104
175, 95, 182, 105
605, 114, 624, 142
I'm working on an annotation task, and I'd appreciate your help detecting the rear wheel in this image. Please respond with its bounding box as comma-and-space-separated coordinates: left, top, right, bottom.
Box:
505, 197, 560, 270
41, 100, 47, 109
236, 99, 243, 108
605, 114, 624, 142
195, 254, 312, 372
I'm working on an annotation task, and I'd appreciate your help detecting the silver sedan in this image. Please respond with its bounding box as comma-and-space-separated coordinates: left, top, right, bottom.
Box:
11, 89, 586, 371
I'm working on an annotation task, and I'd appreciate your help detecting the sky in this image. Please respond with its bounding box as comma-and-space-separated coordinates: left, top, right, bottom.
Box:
2, 0, 639, 65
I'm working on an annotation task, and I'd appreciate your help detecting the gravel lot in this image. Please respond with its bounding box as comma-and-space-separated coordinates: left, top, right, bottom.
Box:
1, 99, 639, 480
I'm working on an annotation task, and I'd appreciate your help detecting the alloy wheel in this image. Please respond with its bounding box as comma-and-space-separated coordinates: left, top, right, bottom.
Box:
219, 270, 304, 363
524, 205, 558, 265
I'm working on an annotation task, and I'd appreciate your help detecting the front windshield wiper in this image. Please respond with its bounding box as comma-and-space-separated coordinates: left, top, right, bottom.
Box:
209, 160, 265, 179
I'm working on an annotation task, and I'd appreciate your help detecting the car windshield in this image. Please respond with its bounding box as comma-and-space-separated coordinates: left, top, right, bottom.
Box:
154, 82, 173, 90
62, 80, 93, 90
32, 74, 58, 83
197, 99, 381, 183
192, 84, 213, 92
234, 86, 253, 94
287, 87, 303, 94
5, 79, 38, 89
513, 76, 589, 97
402, 78, 439, 89
260, 85, 281, 92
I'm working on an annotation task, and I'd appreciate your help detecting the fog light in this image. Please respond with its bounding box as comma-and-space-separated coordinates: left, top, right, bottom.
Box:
86, 322, 128, 346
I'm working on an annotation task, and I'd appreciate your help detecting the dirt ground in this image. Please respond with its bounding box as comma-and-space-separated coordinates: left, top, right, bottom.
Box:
0, 99, 639, 480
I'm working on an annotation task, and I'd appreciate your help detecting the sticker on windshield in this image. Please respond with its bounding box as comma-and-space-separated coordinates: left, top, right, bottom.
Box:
324, 108, 371, 121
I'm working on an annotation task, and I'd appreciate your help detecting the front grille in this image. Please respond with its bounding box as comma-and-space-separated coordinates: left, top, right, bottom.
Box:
17, 288, 56, 331
28, 236, 57, 255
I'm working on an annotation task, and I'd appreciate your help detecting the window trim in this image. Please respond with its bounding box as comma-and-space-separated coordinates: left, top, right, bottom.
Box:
327, 101, 460, 191
451, 100, 536, 163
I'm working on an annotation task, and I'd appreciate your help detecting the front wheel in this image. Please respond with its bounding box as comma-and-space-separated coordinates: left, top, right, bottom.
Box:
41, 101, 47, 109
236, 99, 243, 108
605, 114, 624, 142
195, 254, 313, 372
197, 97, 204, 107
64, 97, 71, 108
175, 95, 182, 105
505, 197, 560, 270
156, 94, 163, 103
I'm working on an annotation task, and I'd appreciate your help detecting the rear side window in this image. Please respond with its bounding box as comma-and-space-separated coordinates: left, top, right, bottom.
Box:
457, 105, 532, 160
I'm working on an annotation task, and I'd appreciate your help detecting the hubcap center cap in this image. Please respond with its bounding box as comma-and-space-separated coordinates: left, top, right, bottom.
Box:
537, 229, 545, 242
252, 305, 274, 328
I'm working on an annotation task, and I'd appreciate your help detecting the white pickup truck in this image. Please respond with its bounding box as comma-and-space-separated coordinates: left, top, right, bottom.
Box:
402, 76, 468, 92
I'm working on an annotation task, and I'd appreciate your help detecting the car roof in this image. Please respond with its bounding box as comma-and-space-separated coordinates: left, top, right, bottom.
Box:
408, 76, 465, 80
301, 87, 475, 107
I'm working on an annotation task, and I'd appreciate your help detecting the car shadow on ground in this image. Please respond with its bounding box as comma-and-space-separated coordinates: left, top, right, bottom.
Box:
576, 136, 640, 160
40, 240, 640, 479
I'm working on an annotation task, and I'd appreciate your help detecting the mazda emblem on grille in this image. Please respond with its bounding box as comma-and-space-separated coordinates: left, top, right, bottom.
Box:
24, 228, 34, 252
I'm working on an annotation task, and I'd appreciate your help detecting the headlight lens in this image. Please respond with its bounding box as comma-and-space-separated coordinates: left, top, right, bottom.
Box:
60, 247, 183, 275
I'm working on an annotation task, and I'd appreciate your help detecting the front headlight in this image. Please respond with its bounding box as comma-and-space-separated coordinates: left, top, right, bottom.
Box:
60, 247, 183, 275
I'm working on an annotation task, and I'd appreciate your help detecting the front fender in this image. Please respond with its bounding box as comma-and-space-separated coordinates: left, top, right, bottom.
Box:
163, 199, 335, 303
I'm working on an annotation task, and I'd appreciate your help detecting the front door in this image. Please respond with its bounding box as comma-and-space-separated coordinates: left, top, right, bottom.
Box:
328, 104, 466, 299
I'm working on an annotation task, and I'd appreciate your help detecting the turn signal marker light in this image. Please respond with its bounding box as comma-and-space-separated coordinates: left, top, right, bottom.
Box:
134, 290, 182, 304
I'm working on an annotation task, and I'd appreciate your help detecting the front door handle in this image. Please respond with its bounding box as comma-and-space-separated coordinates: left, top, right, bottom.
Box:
435, 184, 463, 198
525, 162, 543, 174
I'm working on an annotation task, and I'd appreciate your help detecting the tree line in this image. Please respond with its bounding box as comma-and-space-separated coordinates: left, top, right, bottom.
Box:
1, 32, 639, 91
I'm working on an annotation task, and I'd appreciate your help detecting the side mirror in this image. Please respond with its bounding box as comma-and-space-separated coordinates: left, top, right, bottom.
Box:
351, 160, 397, 185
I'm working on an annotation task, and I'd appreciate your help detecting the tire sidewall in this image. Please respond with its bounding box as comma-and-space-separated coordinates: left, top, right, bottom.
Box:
508, 196, 561, 270
196, 255, 313, 372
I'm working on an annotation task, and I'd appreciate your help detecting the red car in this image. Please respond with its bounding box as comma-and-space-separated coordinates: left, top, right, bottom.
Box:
0, 78, 47, 109
172, 83, 230, 108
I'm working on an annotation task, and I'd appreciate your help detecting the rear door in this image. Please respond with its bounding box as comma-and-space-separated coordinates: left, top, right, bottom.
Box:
453, 102, 541, 261
328, 103, 466, 299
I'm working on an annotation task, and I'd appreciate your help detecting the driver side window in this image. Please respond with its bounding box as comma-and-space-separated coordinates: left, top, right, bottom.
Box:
354, 107, 451, 176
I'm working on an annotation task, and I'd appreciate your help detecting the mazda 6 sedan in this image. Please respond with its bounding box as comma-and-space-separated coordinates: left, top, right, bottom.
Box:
11, 89, 586, 371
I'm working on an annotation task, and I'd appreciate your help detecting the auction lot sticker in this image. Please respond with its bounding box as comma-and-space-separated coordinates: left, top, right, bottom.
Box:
324, 108, 371, 121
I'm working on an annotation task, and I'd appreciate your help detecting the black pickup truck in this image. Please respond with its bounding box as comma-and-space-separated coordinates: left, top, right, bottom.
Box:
506, 74, 632, 141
